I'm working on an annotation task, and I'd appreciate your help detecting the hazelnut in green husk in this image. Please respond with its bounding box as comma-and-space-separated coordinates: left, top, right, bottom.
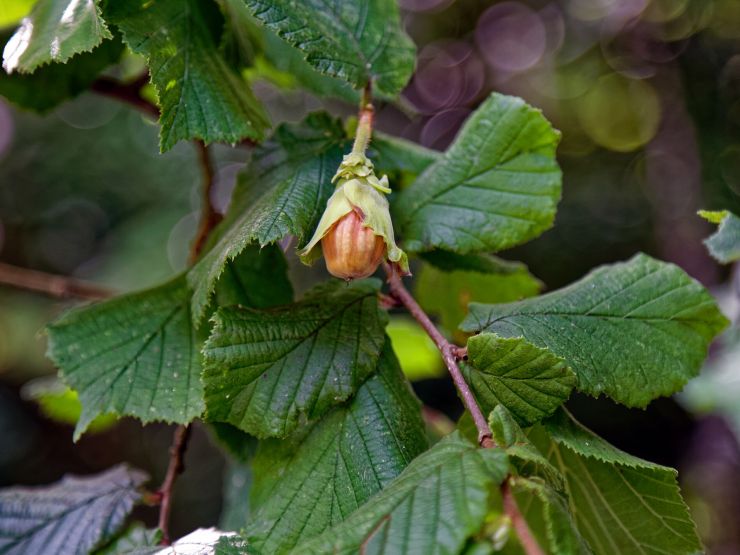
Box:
298, 151, 410, 280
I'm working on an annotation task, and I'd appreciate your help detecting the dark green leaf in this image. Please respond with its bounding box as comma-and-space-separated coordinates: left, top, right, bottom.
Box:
542, 408, 665, 469
105, 0, 270, 151
2, 0, 111, 73
291, 432, 509, 555
214, 243, 293, 310
489, 405, 562, 490
244, 0, 416, 97
394, 93, 562, 254
0, 465, 147, 555
209, 422, 258, 463
534, 410, 702, 555
699, 209, 740, 263
188, 113, 347, 320
463, 334, 576, 427
246, 342, 427, 553
0, 35, 123, 112
462, 253, 729, 408
203, 279, 387, 438
416, 254, 541, 336
47, 275, 203, 440
371, 132, 442, 177
420, 250, 532, 275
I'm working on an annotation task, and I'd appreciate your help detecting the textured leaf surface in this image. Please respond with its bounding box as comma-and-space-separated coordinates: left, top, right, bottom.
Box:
47, 275, 203, 440
203, 279, 387, 438
291, 432, 509, 555
489, 405, 562, 490
188, 113, 347, 320
2, 0, 111, 73
700, 209, 740, 263
0, 35, 122, 112
105, 0, 270, 151
246, 343, 427, 553
217, 0, 357, 103
394, 93, 562, 254
463, 334, 575, 426
244, 0, 416, 97
462, 253, 729, 408
535, 410, 702, 555
0, 465, 147, 555
416, 253, 541, 337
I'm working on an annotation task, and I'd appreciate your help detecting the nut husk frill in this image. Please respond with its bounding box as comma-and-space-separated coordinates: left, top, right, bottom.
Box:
298, 151, 409, 279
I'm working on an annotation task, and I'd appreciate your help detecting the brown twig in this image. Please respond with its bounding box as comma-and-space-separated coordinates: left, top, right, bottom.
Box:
502, 479, 546, 555
0, 262, 112, 300
90, 75, 159, 119
189, 141, 221, 264
156, 424, 192, 545
384, 263, 494, 447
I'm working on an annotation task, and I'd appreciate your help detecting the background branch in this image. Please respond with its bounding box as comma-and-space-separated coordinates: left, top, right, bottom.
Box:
0, 262, 112, 300
90, 75, 159, 119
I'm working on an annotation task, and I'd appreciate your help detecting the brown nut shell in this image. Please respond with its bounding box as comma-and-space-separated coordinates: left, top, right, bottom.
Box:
321, 209, 385, 280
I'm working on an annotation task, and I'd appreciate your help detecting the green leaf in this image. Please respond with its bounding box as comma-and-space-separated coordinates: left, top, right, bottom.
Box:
0, 465, 147, 555
699, 209, 740, 263
210, 422, 258, 464
244, 0, 416, 97
291, 432, 509, 555
541, 408, 664, 469
246, 343, 427, 553
535, 410, 702, 555
213, 243, 293, 310
0, 34, 123, 112
462, 253, 729, 408
188, 113, 347, 321
416, 253, 541, 336
104, 0, 270, 151
21, 376, 117, 433
394, 93, 562, 254
386, 316, 443, 380
463, 334, 576, 427
370, 131, 442, 177
509, 477, 591, 555
203, 279, 387, 438
47, 275, 203, 440
489, 405, 562, 491
2, 0, 111, 73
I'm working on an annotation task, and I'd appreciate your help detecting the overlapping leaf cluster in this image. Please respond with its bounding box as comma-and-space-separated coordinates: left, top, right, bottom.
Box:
0, 1, 731, 553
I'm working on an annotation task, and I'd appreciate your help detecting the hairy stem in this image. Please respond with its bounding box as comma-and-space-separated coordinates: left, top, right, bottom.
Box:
351, 82, 375, 155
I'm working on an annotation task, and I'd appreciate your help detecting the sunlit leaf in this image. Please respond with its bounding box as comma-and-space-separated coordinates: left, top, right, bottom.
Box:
394, 93, 562, 254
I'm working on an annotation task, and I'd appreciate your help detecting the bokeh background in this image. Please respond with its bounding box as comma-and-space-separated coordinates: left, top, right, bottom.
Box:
1, 0, 740, 552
